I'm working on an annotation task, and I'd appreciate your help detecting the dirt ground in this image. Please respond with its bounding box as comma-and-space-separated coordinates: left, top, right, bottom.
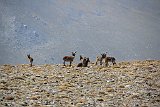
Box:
0, 60, 160, 107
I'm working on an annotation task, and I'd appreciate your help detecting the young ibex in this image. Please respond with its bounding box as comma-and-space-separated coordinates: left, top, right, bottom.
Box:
82, 57, 90, 67
63, 51, 76, 66
105, 57, 116, 67
105, 52, 116, 66
77, 55, 90, 67
27, 54, 33, 67
77, 55, 84, 67
95, 53, 106, 65
80, 55, 83, 61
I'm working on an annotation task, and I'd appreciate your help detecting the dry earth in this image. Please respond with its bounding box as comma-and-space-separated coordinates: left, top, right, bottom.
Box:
0, 60, 160, 107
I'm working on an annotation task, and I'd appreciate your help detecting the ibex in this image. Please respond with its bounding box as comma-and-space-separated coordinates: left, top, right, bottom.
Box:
77, 55, 84, 67
63, 51, 76, 66
95, 53, 106, 65
77, 55, 83, 67
105, 52, 116, 66
27, 54, 33, 67
105, 57, 116, 67
82, 57, 90, 67
77, 55, 90, 67
80, 55, 83, 61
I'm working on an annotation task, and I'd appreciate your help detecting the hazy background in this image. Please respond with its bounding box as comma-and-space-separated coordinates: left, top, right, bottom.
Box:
0, 0, 160, 64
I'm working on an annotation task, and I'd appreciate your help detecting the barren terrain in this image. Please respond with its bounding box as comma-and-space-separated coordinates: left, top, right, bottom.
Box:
0, 60, 160, 107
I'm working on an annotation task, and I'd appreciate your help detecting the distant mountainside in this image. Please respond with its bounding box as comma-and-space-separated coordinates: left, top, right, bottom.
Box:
0, 0, 160, 64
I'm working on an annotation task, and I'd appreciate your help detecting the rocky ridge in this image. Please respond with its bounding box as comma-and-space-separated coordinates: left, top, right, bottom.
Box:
0, 60, 160, 107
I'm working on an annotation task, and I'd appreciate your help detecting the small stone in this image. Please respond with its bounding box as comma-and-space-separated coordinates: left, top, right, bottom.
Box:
76, 103, 84, 107
30, 96, 41, 100
21, 102, 28, 106
0, 87, 9, 90
119, 85, 125, 88
77, 98, 87, 103
130, 93, 140, 98
4, 96, 14, 100
99, 91, 106, 95
125, 85, 131, 88
106, 87, 115, 92
97, 98, 104, 101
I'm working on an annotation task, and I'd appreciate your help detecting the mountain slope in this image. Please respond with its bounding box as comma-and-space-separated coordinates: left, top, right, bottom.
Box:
0, 0, 160, 64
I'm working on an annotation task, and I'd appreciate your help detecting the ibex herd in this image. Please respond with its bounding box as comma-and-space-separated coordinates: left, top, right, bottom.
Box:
27, 52, 116, 67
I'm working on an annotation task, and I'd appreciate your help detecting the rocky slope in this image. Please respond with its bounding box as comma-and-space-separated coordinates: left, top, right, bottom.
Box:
0, 60, 160, 107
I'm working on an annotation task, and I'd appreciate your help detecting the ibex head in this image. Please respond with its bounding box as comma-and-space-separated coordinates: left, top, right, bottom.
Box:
27, 54, 31, 59
80, 55, 83, 61
101, 53, 106, 58
72, 51, 77, 56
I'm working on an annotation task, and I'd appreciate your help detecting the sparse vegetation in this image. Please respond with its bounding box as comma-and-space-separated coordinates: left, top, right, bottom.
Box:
0, 60, 160, 106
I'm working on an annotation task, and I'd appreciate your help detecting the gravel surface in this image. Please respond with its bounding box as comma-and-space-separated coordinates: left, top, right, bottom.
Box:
0, 60, 160, 107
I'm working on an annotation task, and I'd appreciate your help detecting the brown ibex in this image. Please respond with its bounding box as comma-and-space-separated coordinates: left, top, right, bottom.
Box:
105, 57, 116, 67
80, 55, 83, 61
105, 52, 116, 66
82, 57, 90, 67
63, 51, 76, 66
95, 53, 106, 65
77, 55, 90, 67
27, 54, 33, 67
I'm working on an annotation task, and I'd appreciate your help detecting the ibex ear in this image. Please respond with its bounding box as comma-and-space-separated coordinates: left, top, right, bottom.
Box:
88, 58, 90, 61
